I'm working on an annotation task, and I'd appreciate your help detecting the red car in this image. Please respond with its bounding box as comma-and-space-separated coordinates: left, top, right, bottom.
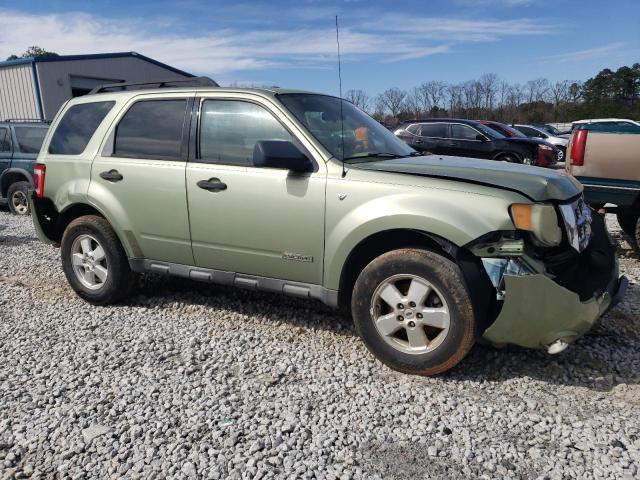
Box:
478, 120, 559, 167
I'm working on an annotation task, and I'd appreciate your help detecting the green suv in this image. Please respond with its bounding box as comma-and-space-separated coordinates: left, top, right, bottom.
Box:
30, 79, 626, 375
0, 120, 49, 215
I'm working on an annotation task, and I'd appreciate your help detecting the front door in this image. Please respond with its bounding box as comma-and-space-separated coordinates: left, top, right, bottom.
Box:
448, 123, 493, 159
186, 96, 326, 284
89, 95, 193, 265
415, 123, 447, 154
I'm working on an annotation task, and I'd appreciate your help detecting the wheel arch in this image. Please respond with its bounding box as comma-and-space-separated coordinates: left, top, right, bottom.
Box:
1, 168, 33, 198
33, 200, 134, 257
336, 229, 458, 310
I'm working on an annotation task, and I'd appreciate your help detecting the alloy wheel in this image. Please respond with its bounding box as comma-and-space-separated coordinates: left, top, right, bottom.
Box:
371, 274, 451, 355
71, 234, 108, 290
10, 190, 29, 215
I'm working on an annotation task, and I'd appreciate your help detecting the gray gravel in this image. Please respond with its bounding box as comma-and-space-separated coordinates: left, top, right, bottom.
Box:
0, 210, 639, 479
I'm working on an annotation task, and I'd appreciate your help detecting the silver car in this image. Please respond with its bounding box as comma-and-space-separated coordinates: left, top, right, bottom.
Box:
512, 124, 569, 162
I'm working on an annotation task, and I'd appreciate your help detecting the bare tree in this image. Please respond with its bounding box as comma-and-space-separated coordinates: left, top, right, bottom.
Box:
479, 73, 499, 111
377, 88, 407, 118
345, 89, 370, 112
422, 81, 448, 112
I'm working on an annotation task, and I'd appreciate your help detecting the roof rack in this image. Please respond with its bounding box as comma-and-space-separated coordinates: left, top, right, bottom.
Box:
4, 118, 50, 123
89, 76, 219, 94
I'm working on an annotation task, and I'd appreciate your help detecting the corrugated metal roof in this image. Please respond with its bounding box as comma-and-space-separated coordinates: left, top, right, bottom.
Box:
0, 52, 193, 77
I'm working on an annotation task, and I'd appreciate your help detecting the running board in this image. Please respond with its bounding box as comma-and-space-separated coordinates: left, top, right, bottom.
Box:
128, 258, 339, 307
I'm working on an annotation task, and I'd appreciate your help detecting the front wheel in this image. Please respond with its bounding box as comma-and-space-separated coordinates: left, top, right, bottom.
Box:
497, 153, 520, 164
61, 215, 135, 305
351, 249, 476, 376
7, 181, 30, 215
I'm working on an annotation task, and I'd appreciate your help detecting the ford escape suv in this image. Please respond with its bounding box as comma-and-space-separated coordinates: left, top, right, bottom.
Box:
30, 78, 626, 376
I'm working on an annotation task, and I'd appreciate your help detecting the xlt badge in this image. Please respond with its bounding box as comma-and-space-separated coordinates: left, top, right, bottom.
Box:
282, 252, 313, 263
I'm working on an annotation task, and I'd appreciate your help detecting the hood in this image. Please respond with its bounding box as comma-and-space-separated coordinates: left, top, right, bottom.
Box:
502, 137, 556, 149
352, 155, 583, 202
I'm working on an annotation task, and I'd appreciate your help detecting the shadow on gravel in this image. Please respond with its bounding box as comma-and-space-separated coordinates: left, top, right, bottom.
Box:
102, 270, 640, 392
0, 234, 37, 246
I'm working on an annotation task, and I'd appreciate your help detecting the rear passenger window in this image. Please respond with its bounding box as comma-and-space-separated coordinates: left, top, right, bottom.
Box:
14, 127, 47, 154
49, 101, 114, 155
419, 123, 446, 138
199, 100, 293, 166
114, 100, 187, 160
0, 128, 10, 152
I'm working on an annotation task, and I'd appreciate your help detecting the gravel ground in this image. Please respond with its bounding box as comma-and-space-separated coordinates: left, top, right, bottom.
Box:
0, 210, 639, 480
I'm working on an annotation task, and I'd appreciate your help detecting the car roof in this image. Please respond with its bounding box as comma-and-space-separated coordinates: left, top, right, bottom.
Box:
0, 121, 49, 127
572, 118, 640, 124
78, 86, 326, 101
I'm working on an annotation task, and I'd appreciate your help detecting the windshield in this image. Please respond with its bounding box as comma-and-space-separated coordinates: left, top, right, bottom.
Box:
14, 126, 48, 154
539, 124, 561, 136
474, 123, 505, 139
278, 94, 414, 161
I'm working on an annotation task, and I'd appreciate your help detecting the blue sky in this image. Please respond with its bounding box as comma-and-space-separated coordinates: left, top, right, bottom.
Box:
0, 0, 638, 96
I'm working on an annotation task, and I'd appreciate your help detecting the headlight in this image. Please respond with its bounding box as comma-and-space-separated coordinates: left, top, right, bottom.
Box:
510, 203, 562, 246
538, 144, 554, 151
559, 196, 592, 252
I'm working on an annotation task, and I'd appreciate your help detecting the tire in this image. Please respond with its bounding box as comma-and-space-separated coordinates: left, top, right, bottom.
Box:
617, 211, 639, 240
351, 248, 476, 376
497, 153, 520, 164
61, 215, 135, 305
635, 216, 640, 253
7, 181, 30, 215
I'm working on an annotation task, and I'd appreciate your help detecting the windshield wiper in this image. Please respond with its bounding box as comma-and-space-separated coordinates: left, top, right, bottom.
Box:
342, 152, 405, 163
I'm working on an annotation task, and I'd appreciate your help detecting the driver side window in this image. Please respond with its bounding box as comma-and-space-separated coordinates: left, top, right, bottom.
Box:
0, 128, 10, 153
199, 100, 293, 166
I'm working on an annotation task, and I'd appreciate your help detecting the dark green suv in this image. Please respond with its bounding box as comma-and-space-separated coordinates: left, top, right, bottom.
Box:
0, 120, 49, 215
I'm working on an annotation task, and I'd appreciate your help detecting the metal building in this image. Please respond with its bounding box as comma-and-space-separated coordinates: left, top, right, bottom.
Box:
0, 52, 196, 121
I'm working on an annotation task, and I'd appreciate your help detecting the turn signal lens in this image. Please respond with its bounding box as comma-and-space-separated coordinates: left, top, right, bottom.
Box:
510, 204, 533, 231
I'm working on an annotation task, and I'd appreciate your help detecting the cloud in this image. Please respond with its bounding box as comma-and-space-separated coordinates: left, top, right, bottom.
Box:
544, 42, 627, 63
0, 7, 553, 76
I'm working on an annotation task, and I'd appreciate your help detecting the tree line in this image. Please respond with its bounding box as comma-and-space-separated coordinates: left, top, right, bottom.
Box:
346, 64, 640, 126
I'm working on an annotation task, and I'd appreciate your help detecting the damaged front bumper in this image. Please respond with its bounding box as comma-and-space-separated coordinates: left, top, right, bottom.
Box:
475, 213, 627, 351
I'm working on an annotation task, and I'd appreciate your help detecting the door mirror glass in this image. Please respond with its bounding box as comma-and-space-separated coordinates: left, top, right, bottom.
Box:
253, 141, 313, 173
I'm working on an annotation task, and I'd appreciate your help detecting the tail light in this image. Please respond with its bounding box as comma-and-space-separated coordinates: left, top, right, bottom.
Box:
33, 163, 46, 199
570, 129, 588, 166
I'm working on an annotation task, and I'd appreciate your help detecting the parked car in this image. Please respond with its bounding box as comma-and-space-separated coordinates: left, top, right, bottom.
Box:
531, 123, 570, 138
395, 119, 557, 167
571, 118, 640, 132
565, 123, 640, 248
0, 119, 49, 215
477, 121, 562, 163
511, 124, 569, 162
30, 79, 625, 376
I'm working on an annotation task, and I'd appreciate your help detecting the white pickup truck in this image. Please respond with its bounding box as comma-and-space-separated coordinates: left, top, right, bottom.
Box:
566, 124, 640, 247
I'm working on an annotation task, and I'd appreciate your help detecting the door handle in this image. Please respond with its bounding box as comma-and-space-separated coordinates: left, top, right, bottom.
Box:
414, 139, 423, 144
100, 169, 123, 182
197, 178, 227, 192
446, 142, 458, 146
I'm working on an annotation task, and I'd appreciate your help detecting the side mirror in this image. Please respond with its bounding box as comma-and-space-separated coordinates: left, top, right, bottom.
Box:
253, 141, 314, 173
476, 134, 488, 142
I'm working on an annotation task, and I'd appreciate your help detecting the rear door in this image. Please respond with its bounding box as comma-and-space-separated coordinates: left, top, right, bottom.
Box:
0, 127, 12, 177
185, 94, 326, 284
415, 123, 447, 154
90, 95, 193, 265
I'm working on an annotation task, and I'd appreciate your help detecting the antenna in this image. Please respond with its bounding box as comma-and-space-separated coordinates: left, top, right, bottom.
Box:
335, 15, 346, 178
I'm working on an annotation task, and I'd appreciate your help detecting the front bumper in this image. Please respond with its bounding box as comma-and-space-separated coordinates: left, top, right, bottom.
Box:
481, 212, 625, 350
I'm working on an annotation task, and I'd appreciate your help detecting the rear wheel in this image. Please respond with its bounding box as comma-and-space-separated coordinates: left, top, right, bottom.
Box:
351, 249, 476, 376
7, 181, 30, 215
61, 215, 135, 305
497, 153, 520, 164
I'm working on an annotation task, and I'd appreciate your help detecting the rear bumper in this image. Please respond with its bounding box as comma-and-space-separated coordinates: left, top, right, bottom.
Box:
28, 191, 58, 245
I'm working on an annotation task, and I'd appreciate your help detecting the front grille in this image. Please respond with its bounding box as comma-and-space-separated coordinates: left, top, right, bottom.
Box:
559, 196, 592, 252
544, 213, 615, 301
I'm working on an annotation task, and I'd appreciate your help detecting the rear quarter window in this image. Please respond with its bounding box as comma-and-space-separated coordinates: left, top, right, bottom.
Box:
48, 101, 115, 155
14, 127, 48, 154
